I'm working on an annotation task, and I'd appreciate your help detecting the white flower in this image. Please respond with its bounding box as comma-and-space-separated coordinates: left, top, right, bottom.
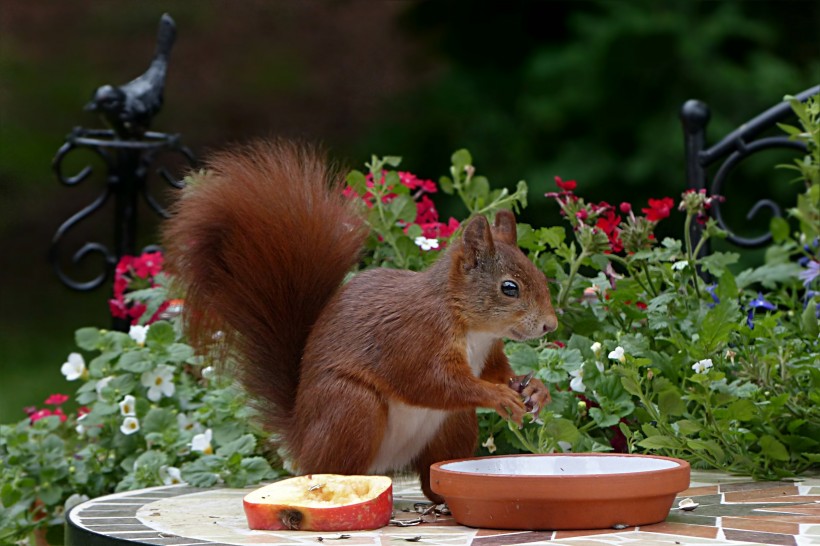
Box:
61, 353, 86, 381
414, 236, 440, 251
140, 365, 175, 402
177, 412, 203, 435
75, 413, 88, 435
569, 368, 586, 393
608, 346, 626, 363
672, 260, 689, 271
191, 429, 213, 454
95, 376, 114, 398
118, 395, 137, 416
595, 360, 605, 372
692, 358, 713, 374
160, 466, 185, 485
481, 435, 497, 454
557, 441, 573, 453
201, 366, 215, 379
64, 493, 90, 512
120, 416, 140, 435
590, 342, 602, 356
129, 324, 150, 345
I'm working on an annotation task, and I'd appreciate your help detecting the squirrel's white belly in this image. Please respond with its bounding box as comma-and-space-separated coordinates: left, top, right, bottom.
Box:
368, 401, 448, 474
368, 332, 494, 474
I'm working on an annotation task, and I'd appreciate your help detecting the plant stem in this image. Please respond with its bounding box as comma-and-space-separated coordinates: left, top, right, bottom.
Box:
683, 213, 703, 299
558, 248, 589, 309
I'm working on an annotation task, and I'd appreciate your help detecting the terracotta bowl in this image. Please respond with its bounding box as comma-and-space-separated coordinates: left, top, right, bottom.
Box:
430, 453, 690, 530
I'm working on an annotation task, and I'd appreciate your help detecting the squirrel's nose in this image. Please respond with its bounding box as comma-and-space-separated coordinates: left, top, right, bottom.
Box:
542, 316, 558, 333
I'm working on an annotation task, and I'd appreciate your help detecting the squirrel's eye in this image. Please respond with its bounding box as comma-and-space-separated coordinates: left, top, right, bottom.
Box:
501, 280, 519, 298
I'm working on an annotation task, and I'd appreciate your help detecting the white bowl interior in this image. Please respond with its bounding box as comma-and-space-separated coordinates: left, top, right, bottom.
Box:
441, 455, 680, 476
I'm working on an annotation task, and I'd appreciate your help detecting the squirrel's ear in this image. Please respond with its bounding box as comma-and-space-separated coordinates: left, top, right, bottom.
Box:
462, 215, 494, 270
493, 210, 517, 245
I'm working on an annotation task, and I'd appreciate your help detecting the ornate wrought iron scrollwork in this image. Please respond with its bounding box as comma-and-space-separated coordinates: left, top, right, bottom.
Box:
681, 84, 820, 254
49, 128, 195, 292
50, 13, 195, 296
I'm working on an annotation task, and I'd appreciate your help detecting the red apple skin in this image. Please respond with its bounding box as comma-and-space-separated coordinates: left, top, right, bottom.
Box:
243, 478, 393, 531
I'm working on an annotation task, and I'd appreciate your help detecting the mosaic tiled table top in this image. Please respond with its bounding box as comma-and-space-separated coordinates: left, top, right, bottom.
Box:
66, 470, 820, 546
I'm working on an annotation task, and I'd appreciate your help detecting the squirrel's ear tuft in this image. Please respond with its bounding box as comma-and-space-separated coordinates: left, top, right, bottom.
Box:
462, 215, 494, 270
493, 210, 517, 245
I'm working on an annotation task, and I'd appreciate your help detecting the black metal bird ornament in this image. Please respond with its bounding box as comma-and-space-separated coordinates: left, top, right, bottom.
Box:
85, 13, 176, 138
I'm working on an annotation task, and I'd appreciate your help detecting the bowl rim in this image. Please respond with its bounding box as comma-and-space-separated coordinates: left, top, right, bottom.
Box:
431, 452, 691, 480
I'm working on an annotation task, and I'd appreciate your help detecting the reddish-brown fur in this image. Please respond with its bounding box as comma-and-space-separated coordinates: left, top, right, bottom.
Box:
163, 140, 557, 502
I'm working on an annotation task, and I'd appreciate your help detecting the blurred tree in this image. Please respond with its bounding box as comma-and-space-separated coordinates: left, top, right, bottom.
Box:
357, 0, 820, 228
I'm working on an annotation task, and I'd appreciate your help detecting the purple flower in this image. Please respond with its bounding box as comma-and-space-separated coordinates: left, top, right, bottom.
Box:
705, 284, 720, 308
798, 260, 820, 287
746, 292, 776, 330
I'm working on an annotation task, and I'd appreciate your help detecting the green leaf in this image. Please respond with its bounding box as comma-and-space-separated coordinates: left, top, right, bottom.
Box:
166, 343, 195, 363
658, 389, 686, 416
507, 344, 539, 371
769, 216, 791, 243
345, 170, 367, 195
674, 419, 702, 436
638, 436, 680, 450
759, 435, 790, 461
589, 408, 620, 428
216, 434, 257, 457
438, 175, 454, 195
699, 252, 739, 277
382, 156, 402, 167
146, 321, 175, 348
801, 300, 819, 338
384, 194, 415, 225
620, 376, 642, 397
142, 408, 176, 435
726, 399, 757, 422
451, 149, 473, 173
118, 349, 154, 373
76, 327, 101, 351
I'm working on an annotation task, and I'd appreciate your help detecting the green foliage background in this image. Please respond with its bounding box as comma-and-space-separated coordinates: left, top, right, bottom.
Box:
1, 0, 818, 422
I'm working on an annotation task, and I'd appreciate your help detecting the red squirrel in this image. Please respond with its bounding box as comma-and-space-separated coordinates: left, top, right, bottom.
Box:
163, 139, 557, 502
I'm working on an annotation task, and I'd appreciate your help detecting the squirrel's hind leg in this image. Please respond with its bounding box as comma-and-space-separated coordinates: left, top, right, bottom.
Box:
293, 379, 387, 475
411, 410, 478, 504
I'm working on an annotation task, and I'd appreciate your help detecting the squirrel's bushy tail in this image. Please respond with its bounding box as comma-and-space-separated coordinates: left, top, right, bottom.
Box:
163, 139, 366, 434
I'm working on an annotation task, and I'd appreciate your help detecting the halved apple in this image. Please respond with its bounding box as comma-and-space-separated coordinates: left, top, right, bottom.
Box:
243, 474, 393, 531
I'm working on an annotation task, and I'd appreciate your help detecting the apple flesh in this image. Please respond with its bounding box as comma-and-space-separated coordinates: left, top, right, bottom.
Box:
243, 474, 393, 531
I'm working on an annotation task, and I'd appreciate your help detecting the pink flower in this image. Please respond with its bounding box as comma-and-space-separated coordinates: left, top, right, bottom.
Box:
642, 197, 675, 222
619, 202, 632, 214
45, 394, 69, 406
554, 176, 577, 192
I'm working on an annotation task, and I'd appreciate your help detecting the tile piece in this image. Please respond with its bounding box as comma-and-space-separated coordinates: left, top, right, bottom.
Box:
639, 521, 718, 538
721, 516, 799, 535
722, 528, 796, 545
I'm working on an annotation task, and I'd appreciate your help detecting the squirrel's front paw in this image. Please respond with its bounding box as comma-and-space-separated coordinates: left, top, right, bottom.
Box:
509, 372, 550, 415
490, 384, 526, 425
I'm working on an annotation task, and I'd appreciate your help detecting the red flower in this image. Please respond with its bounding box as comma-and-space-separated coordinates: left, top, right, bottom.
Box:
554, 176, 577, 192
575, 210, 588, 221
399, 172, 437, 194
45, 394, 69, 406
642, 197, 674, 222
619, 202, 632, 214
596, 210, 623, 253
415, 195, 439, 225
133, 252, 163, 278
30, 408, 54, 423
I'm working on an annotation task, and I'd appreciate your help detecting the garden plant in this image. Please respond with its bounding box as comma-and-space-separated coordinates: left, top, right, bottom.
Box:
1, 95, 818, 545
